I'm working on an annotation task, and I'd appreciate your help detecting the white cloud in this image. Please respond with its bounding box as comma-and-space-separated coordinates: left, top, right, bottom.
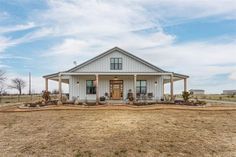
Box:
137, 0, 236, 25
1, 0, 236, 93
136, 41, 236, 80
0, 21, 37, 53
0, 54, 32, 60
229, 71, 236, 80
0, 36, 11, 53
42, 38, 88, 56
0, 22, 35, 34
39, 0, 157, 36
40, 31, 175, 57
141, 41, 236, 66
0, 36, 27, 53
2, 0, 236, 46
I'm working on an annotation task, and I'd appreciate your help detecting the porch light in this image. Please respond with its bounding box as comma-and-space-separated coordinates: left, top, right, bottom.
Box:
114, 76, 118, 80
77, 81, 79, 84
155, 81, 157, 85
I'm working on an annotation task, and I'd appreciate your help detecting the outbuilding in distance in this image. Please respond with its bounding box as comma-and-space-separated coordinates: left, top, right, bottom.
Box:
222, 90, 236, 95
189, 89, 205, 95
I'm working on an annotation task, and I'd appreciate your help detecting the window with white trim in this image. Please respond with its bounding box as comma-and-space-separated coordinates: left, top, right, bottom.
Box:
86, 80, 96, 94
136, 80, 147, 94
110, 58, 122, 70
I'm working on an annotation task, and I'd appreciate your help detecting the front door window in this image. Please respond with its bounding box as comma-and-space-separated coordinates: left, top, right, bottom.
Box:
110, 80, 123, 99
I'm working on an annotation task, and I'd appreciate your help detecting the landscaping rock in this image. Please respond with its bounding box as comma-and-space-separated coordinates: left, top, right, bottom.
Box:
57, 101, 63, 105
74, 100, 80, 105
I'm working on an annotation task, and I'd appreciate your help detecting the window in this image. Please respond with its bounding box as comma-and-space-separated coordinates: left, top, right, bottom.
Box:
110, 58, 122, 70
136, 80, 147, 94
86, 80, 96, 94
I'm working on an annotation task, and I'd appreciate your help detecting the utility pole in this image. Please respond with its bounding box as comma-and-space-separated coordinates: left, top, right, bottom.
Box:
29, 72, 31, 95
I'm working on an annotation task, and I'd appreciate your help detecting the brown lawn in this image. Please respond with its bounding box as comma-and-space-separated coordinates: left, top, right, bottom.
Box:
0, 108, 236, 157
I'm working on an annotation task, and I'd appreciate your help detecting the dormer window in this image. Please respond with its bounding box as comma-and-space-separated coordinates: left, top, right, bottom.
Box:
110, 58, 122, 70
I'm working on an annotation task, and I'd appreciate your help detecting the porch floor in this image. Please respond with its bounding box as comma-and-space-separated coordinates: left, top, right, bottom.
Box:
104, 99, 160, 105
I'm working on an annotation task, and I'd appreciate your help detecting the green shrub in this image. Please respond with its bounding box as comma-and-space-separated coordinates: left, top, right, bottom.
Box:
194, 98, 206, 106
196, 100, 206, 106
182, 91, 192, 102
42, 91, 51, 102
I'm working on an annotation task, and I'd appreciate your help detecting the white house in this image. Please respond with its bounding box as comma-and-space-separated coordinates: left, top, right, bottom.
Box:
43, 47, 189, 104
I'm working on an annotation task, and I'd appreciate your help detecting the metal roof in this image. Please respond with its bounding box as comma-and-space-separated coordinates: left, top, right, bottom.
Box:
43, 47, 189, 79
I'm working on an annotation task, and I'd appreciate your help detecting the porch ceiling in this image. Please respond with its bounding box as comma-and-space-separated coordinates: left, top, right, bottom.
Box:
163, 76, 185, 84
45, 71, 188, 85
48, 77, 69, 84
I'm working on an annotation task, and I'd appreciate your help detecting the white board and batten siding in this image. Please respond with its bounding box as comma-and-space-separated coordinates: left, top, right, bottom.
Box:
69, 75, 96, 101
74, 50, 157, 73
69, 75, 164, 101
68, 49, 164, 101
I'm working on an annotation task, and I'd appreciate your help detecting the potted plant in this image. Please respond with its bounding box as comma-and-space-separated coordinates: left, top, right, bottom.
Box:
127, 89, 134, 104
100, 96, 106, 101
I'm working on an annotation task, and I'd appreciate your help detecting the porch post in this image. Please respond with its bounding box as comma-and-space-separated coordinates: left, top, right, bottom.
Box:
184, 78, 187, 92
58, 73, 62, 104
170, 74, 174, 101
45, 78, 48, 92
133, 74, 137, 102
96, 74, 99, 105
162, 77, 165, 97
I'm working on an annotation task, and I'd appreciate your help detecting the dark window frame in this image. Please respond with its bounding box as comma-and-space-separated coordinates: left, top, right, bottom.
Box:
110, 58, 122, 70
86, 80, 96, 94
136, 80, 147, 94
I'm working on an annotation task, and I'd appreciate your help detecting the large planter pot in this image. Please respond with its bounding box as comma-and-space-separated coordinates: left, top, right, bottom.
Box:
128, 93, 134, 101
100, 96, 106, 101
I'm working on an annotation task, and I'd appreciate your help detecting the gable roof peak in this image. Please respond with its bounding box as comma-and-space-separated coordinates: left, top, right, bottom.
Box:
108, 46, 125, 52
67, 46, 167, 73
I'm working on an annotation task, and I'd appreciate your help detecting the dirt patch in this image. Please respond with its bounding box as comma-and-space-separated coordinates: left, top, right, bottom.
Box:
0, 109, 235, 157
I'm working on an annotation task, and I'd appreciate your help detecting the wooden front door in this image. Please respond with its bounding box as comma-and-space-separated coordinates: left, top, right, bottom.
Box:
110, 80, 123, 100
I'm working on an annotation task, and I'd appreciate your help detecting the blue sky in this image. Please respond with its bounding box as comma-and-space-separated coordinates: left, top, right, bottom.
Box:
0, 0, 236, 94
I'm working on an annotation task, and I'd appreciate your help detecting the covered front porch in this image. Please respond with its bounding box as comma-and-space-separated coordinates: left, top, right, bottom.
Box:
44, 72, 188, 104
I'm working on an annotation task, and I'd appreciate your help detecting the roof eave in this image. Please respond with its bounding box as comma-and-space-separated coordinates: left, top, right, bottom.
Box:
173, 72, 189, 79
43, 72, 59, 79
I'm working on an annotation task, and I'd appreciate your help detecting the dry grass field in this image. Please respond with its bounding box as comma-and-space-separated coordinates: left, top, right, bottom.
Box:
0, 108, 236, 157
0, 94, 235, 106
175, 94, 236, 102
0, 95, 42, 104
0, 95, 59, 105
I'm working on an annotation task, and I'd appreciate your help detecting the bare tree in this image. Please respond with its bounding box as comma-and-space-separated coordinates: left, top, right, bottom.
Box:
0, 84, 6, 95
9, 78, 26, 95
0, 70, 6, 84
0, 70, 6, 95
